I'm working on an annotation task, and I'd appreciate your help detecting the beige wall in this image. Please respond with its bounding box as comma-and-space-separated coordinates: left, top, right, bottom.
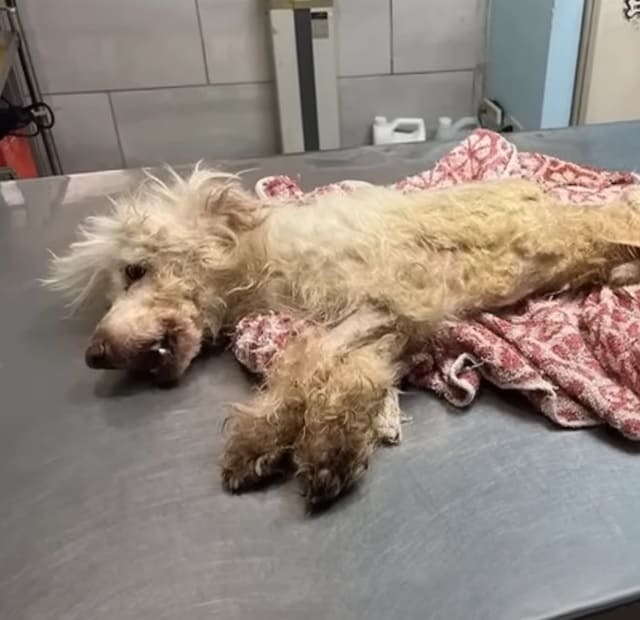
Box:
574, 0, 640, 124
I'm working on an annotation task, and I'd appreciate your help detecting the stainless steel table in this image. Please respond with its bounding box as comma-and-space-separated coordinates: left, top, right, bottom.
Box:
3, 123, 640, 620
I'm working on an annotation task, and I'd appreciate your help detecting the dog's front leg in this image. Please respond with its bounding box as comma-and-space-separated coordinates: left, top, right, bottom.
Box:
222, 308, 404, 500
292, 319, 405, 508
222, 324, 345, 493
222, 388, 301, 493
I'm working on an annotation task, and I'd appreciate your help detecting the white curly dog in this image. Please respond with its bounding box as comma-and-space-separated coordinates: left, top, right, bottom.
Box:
46, 167, 640, 507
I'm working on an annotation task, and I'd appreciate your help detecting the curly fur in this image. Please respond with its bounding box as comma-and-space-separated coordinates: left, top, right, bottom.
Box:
46, 166, 640, 507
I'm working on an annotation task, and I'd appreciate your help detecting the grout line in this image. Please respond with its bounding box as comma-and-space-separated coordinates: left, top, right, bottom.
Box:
45, 69, 474, 98
107, 91, 127, 169
471, 71, 478, 112
389, 0, 394, 74
43, 80, 274, 97
338, 68, 477, 80
193, 0, 211, 83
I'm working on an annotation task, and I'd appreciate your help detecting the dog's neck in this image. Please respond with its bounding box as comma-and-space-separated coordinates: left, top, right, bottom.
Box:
216, 218, 276, 325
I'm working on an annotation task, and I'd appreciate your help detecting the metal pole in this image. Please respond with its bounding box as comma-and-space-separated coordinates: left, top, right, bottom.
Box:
3, 0, 62, 175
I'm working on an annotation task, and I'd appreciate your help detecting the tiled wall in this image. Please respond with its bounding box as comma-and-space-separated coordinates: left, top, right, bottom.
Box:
19, 0, 487, 174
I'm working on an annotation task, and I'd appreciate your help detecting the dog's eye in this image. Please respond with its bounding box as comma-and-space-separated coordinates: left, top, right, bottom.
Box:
124, 263, 147, 282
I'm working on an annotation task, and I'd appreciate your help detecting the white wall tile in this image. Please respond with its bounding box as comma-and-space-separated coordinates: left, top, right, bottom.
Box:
111, 84, 278, 167
46, 93, 123, 174
392, 0, 487, 73
339, 71, 474, 147
336, 0, 391, 76
198, 0, 272, 84
20, 0, 489, 171
20, 0, 207, 93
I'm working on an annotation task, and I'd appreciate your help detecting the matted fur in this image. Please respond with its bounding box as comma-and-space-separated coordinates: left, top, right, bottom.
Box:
47, 167, 640, 507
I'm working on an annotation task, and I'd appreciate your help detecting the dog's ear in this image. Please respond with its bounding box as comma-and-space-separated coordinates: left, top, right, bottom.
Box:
205, 182, 263, 232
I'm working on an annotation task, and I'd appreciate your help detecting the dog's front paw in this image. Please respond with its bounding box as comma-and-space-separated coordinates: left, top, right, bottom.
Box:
298, 459, 369, 509
221, 447, 289, 493
294, 427, 374, 509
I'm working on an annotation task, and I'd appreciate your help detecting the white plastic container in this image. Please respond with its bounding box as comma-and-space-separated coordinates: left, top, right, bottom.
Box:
435, 116, 479, 141
372, 116, 426, 145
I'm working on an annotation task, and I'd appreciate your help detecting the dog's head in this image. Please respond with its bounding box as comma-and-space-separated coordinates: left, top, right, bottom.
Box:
45, 166, 262, 385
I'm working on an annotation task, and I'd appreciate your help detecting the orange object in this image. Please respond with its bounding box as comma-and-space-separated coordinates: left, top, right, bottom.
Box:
0, 135, 38, 178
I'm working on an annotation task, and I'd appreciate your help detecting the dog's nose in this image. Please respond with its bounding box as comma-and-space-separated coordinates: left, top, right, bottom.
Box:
85, 340, 115, 369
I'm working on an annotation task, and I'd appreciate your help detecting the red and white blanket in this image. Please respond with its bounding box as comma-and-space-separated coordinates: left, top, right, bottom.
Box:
233, 129, 640, 439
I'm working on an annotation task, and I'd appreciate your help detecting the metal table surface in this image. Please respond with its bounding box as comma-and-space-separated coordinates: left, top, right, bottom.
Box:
2, 122, 640, 620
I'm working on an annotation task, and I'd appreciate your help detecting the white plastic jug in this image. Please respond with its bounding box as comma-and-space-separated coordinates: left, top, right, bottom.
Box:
435, 116, 479, 141
372, 116, 426, 145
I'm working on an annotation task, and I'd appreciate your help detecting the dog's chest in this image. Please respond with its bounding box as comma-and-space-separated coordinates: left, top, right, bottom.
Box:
266, 206, 368, 258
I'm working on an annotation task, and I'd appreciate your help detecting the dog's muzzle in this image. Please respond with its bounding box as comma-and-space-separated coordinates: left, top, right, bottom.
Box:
85, 333, 174, 377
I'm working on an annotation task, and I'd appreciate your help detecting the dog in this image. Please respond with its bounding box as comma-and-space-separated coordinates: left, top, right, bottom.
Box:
46, 166, 640, 508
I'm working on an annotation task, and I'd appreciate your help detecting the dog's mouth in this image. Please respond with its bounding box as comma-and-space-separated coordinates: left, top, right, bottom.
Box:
86, 321, 209, 386
133, 335, 176, 383
86, 333, 186, 386
132, 329, 218, 386
130, 332, 197, 386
